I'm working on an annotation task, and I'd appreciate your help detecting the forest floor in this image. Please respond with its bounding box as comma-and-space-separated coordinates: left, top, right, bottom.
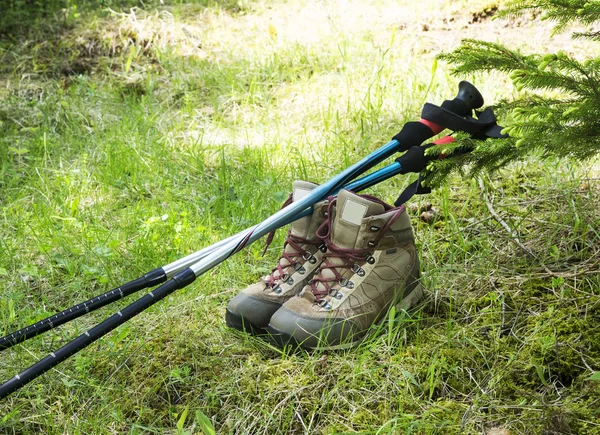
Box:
1, 0, 599, 434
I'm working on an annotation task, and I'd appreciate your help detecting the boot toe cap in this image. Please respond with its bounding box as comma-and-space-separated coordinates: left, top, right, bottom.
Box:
267, 305, 361, 350
226, 292, 282, 332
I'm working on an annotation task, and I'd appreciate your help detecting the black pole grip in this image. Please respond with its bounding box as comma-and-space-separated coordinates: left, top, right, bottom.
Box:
0, 268, 167, 351
440, 80, 484, 114
0, 268, 196, 400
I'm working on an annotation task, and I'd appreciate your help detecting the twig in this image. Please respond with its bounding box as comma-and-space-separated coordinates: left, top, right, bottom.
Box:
477, 184, 599, 278
459, 404, 473, 434
477, 176, 556, 276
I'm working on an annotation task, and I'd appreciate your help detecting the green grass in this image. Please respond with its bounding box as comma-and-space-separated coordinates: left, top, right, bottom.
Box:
1, 1, 600, 434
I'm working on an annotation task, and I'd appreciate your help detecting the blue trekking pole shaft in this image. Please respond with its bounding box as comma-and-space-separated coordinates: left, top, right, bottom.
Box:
184, 133, 459, 277
167, 161, 404, 272
172, 145, 429, 270
0, 82, 484, 399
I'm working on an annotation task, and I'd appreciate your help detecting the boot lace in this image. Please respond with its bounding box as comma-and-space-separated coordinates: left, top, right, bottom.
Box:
262, 193, 319, 289
265, 232, 318, 288
309, 196, 406, 303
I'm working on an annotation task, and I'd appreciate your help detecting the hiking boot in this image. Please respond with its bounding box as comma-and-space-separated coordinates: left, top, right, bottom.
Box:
225, 181, 329, 333
267, 189, 423, 349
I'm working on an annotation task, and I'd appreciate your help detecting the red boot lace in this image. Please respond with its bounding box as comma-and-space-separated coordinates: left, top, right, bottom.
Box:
261, 192, 318, 288
309, 196, 406, 302
265, 232, 317, 287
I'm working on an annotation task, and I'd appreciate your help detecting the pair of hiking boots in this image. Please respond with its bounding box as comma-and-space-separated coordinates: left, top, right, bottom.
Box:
225, 181, 424, 350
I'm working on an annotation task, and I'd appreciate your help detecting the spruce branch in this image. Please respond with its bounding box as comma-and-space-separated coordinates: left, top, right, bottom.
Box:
431, 0, 600, 186
573, 30, 600, 41
437, 39, 538, 74
497, 0, 600, 35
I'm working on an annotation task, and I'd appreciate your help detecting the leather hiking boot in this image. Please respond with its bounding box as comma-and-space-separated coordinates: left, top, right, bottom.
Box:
267, 189, 423, 349
226, 181, 328, 333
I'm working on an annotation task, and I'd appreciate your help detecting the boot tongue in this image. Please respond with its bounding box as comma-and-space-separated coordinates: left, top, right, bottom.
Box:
331, 190, 385, 249
289, 180, 318, 238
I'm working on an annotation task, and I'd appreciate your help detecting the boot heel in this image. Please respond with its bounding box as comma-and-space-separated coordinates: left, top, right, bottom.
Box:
396, 283, 425, 311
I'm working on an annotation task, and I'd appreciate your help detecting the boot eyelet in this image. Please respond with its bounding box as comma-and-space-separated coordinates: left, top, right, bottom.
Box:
323, 211, 329, 218
287, 277, 294, 285
335, 292, 343, 299
302, 252, 313, 261
339, 278, 349, 287
318, 244, 327, 253
347, 281, 354, 289
368, 241, 377, 247
272, 285, 282, 294
294, 263, 306, 275
366, 255, 375, 264
319, 299, 332, 310
369, 225, 381, 232
351, 264, 365, 276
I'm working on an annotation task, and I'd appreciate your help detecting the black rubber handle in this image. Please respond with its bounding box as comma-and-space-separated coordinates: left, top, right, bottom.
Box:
397, 143, 436, 174
457, 81, 484, 109
393, 81, 484, 152
440, 80, 484, 115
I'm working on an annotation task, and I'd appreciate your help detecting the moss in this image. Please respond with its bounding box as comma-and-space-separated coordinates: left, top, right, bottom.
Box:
524, 305, 600, 386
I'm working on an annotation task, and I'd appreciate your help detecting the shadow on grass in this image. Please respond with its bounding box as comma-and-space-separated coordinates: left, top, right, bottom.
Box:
0, 0, 244, 39
0, 0, 246, 81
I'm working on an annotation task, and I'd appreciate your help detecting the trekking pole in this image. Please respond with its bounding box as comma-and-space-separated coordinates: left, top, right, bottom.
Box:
0, 82, 484, 399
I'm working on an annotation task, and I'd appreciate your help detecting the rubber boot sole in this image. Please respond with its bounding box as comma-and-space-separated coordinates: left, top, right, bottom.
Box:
225, 308, 268, 335
267, 284, 426, 351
